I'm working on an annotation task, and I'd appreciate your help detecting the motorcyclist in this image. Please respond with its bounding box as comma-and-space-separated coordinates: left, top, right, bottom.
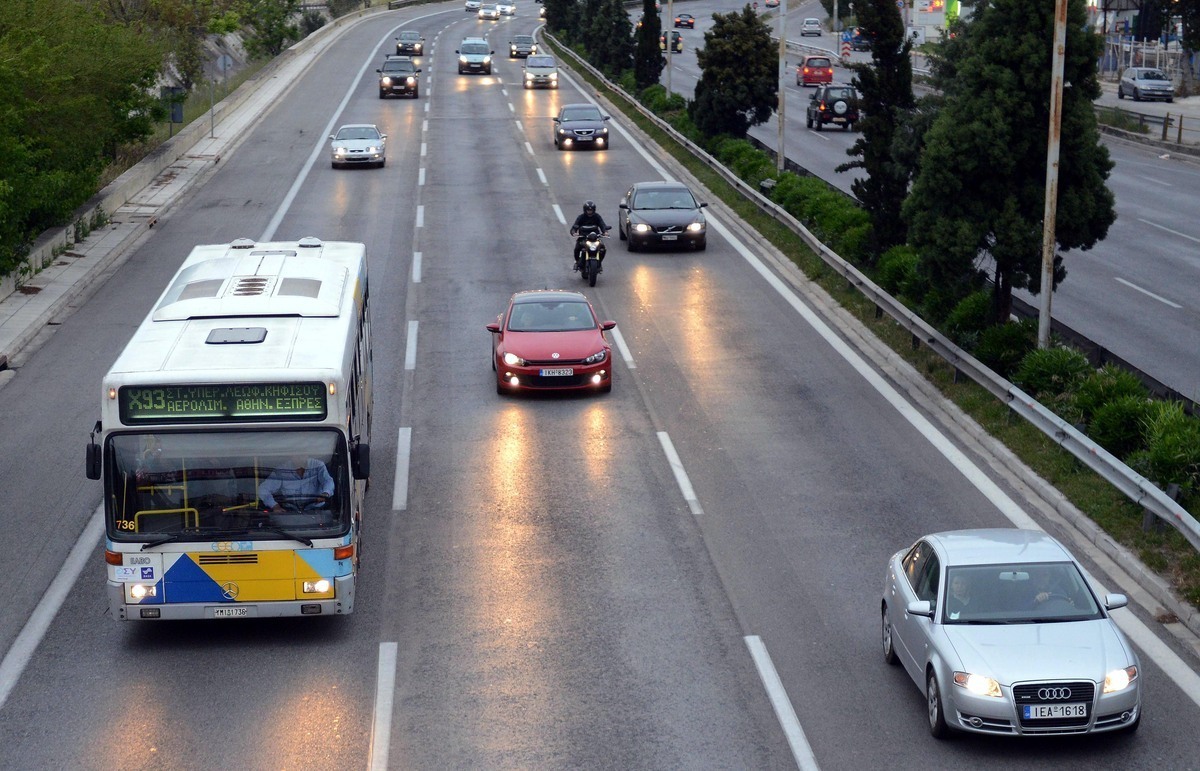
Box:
570, 200, 611, 270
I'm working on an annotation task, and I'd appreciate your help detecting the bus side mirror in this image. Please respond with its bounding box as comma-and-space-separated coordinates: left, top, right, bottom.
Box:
86, 443, 102, 480
86, 420, 102, 480
352, 442, 371, 480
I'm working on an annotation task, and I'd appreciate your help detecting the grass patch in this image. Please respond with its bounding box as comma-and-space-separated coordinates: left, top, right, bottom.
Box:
546, 37, 1200, 608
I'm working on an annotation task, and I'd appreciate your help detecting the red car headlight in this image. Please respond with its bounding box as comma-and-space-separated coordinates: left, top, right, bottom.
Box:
583, 349, 607, 365
503, 352, 528, 367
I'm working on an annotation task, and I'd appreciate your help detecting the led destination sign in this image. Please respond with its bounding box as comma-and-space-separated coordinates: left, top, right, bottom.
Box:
119, 383, 327, 424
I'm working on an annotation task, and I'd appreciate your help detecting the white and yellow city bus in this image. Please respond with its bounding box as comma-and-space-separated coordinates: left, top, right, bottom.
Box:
86, 237, 372, 620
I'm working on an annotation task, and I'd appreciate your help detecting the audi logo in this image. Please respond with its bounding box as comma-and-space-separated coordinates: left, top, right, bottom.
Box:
1038, 687, 1073, 700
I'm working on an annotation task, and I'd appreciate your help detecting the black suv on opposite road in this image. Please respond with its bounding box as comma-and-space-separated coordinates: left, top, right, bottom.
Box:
378, 55, 421, 98
806, 84, 859, 132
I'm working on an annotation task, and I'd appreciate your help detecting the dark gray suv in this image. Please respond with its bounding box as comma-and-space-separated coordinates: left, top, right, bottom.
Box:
806, 85, 859, 132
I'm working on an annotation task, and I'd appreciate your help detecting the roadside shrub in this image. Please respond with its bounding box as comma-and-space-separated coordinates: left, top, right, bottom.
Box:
875, 244, 919, 295
300, 10, 326, 34
1074, 365, 1149, 423
772, 174, 831, 217
1089, 395, 1154, 458
943, 290, 991, 348
1139, 402, 1200, 494
1013, 346, 1092, 400
973, 319, 1037, 379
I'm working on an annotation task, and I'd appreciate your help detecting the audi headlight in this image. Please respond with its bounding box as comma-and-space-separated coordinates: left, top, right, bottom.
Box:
583, 349, 607, 365
1103, 665, 1138, 693
953, 672, 1002, 698
503, 352, 527, 367
686, 221, 705, 232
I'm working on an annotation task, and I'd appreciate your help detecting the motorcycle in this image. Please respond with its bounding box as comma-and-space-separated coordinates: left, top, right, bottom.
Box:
572, 224, 609, 287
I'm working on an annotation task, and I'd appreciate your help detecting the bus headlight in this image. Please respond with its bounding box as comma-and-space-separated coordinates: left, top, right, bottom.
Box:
130, 583, 157, 600
303, 579, 331, 593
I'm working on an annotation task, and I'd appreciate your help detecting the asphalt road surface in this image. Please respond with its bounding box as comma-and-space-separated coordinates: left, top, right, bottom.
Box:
0, 3, 1198, 769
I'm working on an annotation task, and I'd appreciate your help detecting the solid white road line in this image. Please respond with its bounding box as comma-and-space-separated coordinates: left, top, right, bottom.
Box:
393, 427, 412, 511
657, 431, 702, 517
745, 636, 821, 771
0, 509, 103, 711
368, 642, 398, 771
610, 326, 635, 368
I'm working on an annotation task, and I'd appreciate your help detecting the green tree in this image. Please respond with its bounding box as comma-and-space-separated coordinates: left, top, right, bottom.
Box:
238, 0, 300, 58
0, 0, 165, 274
633, 0, 663, 89
836, 0, 914, 262
586, 0, 636, 77
544, 0, 581, 38
1180, 0, 1200, 95
689, 6, 777, 138
901, 0, 1115, 324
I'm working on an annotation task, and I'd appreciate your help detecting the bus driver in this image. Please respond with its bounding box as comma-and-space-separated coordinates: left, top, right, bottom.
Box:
258, 454, 335, 512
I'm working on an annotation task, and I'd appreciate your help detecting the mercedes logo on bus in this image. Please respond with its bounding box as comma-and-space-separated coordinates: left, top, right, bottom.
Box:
221, 582, 240, 600
1038, 687, 1073, 700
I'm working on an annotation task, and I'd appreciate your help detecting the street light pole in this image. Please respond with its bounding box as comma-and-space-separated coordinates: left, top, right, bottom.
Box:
1037, 0, 1068, 348
777, 0, 787, 171
667, 0, 673, 95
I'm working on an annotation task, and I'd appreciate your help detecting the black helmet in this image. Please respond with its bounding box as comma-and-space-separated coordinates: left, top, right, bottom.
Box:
583, 200, 596, 214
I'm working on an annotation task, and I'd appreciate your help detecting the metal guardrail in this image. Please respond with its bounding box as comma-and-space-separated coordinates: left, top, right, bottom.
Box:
543, 30, 1200, 552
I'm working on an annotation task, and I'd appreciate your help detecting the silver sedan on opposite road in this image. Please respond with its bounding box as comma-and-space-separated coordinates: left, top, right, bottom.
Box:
882, 529, 1141, 738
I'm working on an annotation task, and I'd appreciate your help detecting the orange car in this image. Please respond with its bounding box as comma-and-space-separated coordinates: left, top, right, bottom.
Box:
796, 55, 833, 87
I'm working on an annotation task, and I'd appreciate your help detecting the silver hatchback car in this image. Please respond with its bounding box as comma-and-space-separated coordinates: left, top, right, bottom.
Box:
1118, 67, 1174, 102
882, 529, 1141, 738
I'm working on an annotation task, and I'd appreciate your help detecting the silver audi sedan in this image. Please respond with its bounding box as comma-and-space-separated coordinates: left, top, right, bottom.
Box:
882, 529, 1141, 738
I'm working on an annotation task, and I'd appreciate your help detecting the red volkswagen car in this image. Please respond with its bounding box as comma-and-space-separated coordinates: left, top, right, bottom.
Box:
486, 290, 616, 395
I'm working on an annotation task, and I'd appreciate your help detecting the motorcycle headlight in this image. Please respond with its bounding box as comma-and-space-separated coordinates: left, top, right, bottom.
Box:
583, 349, 607, 365
687, 221, 705, 232
503, 352, 527, 367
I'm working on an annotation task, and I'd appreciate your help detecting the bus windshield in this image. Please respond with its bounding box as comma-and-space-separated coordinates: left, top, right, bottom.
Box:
106, 429, 350, 542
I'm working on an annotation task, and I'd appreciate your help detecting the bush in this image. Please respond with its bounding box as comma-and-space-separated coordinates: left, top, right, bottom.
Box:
1013, 346, 1092, 400
1140, 402, 1200, 494
1074, 364, 1149, 423
974, 320, 1037, 379
876, 245, 919, 295
1090, 395, 1154, 458
943, 290, 991, 348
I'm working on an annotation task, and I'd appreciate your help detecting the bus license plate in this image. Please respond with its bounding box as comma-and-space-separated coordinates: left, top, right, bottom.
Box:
540, 367, 573, 377
213, 607, 249, 618
1024, 703, 1087, 719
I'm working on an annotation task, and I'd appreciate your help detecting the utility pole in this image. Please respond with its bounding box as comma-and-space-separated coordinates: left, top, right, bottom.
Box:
1037, 0, 1068, 348
776, 0, 787, 171
667, 0, 673, 94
